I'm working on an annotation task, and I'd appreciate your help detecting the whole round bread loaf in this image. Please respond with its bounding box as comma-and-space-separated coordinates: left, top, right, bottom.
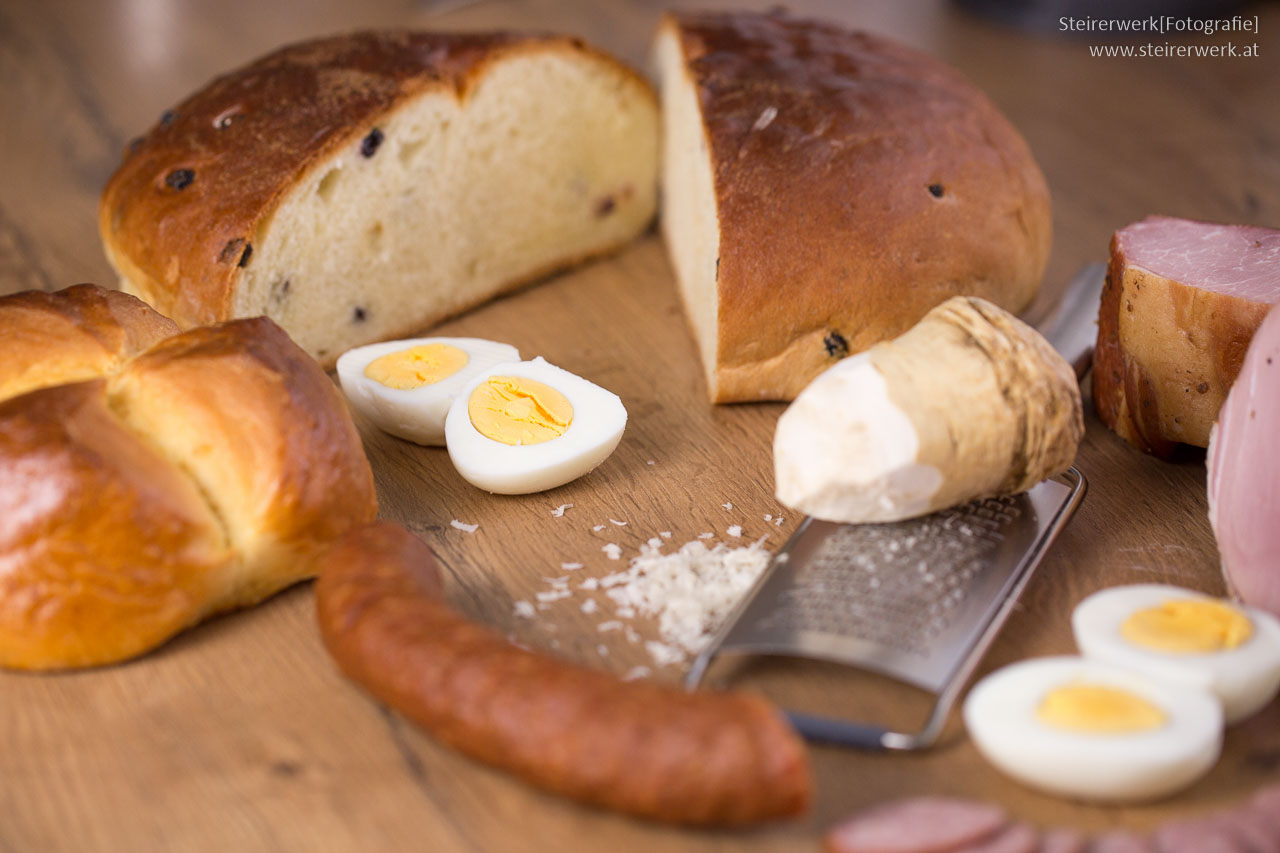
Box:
99, 30, 658, 367
0, 285, 377, 670
654, 10, 1052, 402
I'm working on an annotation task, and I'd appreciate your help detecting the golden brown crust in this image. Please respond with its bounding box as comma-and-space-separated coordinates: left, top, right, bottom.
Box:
0, 285, 377, 669
108, 317, 378, 596
0, 284, 178, 402
0, 381, 232, 670
1092, 236, 1270, 456
99, 30, 653, 331
315, 522, 812, 826
661, 11, 1051, 402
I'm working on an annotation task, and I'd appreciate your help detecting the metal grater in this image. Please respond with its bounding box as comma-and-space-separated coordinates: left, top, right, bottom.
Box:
686, 265, 1104, 750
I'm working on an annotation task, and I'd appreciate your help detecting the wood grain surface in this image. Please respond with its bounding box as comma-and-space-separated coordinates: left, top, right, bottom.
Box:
2, 0, 1278, 850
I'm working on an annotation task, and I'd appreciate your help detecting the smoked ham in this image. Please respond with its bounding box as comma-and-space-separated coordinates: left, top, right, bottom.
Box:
1208, 305, 1280, 618
1093, 216, 1280, 456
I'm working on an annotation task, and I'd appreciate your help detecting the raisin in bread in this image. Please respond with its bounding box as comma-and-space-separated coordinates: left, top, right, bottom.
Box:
0, 285, 377, 670
1093, 216, 1280, 456
654, 11, 1052, 402
100, 31, 657, 366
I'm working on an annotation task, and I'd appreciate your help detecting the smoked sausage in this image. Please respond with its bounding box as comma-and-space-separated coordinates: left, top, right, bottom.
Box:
313, 522, 812, 825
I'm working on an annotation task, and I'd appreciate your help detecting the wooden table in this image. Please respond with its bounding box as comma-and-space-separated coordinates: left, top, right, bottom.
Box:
2, 0, 1278, 850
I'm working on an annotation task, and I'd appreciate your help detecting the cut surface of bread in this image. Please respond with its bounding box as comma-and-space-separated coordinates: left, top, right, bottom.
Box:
1093, 216, 1280, 456
0, 286, 377, 670
654, 11, 1052, 402
100, 31, 658, 366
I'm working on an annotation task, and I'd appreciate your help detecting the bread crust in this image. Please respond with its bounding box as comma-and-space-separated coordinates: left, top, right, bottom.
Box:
99, 30, 655, 333
1093, 234, 1270, 456
0, 380, 233, 670
660, 11, 1051, 402
0, 285, 377, 669
109, 317, 379, 588
315, 522, 812, 825
0, 284, 177, 401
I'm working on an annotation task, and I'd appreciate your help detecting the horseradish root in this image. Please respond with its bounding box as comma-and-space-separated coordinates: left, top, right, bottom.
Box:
774, 296, 1083, 523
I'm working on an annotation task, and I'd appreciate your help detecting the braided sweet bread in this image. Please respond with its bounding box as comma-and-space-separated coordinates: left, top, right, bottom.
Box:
0, 285, 377, 670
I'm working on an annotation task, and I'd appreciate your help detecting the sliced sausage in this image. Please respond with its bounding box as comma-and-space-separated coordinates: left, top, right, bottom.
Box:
1088, 831, 1154, 853
955, 822, 1039, 853
313, 522, 811, 826
1039, 828, 1087, 853
1154, 815, 1248, 853
824, 796, 1009, 853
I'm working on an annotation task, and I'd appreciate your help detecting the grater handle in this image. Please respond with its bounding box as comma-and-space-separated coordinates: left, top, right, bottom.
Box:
784, 712, 890, 750
1039, 262, 1105, 380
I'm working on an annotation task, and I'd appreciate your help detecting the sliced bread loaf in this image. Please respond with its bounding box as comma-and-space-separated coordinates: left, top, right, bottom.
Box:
100, 31, 657, 366
654, 11, 1051, 402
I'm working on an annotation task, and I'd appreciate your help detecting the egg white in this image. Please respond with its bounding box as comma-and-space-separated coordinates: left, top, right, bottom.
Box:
963, 656, 1222, 803
1072, 583, 1280, 725
444, 357, 627, 494
335, 337, 520, 445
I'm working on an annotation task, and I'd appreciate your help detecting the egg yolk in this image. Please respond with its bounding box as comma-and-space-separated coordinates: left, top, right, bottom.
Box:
1036, 683, 1167, 733
468, 376, 573, 446
1120, 599, 1253, 654
364, 344, 470, 390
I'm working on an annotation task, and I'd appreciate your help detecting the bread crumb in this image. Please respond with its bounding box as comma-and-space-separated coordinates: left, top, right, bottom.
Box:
597, 620, 623, 632
560, 562, 584, 571
597, 644, 609, 657
727, 525, 743, 537
722, 502, 733, 510
579, 577, 599, 591
551, 503, 573, 517
698, 532, 714, 540
622, 666, 651, 681
536, 589, 572, 603
513, 600, 535, 618
603, 543, 622, 560
615, 606, 636, 619
593, 524, 606, 532
775, 516, 784, 526
764, 513, 773, 522
581, 599, 598, 614
752, 105, 778, 131
450, 519, 479, 533
646, 460, 656, 466
659, 531, 672, 539
609, 518, 628, 526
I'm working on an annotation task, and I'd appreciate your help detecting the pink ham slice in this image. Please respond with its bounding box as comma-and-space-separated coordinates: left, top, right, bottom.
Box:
1039, 828, 1088, 853
1208, 305, 1280, 618
1153, 815, 1251, 853
824, 797, 1009, 853
953, 823, 1040, 853
1087, 831, 1153, 853
1093, 216, 1280, 456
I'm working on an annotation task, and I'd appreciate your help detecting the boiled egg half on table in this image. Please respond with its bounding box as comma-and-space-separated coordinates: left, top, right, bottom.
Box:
964, 584, 1280, 803
337, 339, 626, 494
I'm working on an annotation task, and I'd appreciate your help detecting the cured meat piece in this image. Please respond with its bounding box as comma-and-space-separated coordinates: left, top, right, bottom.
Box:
1088, 832, 1153, 853
823, 796, 1008, 853
1215, 808, 1280, 853
1153, 816, 1249, 853
1093, 216, 1280, 456
313, 522, 811, 825
955, 823, 1039, 853
1208, 306, 1280, 617
1039, 829, 1087, 853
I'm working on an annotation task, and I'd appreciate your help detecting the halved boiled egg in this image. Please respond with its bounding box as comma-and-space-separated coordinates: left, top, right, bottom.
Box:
335, 338, 519, 445
1072, 583, 1280, 724
444, 357, 626, 494
963, 656, 1222, 803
